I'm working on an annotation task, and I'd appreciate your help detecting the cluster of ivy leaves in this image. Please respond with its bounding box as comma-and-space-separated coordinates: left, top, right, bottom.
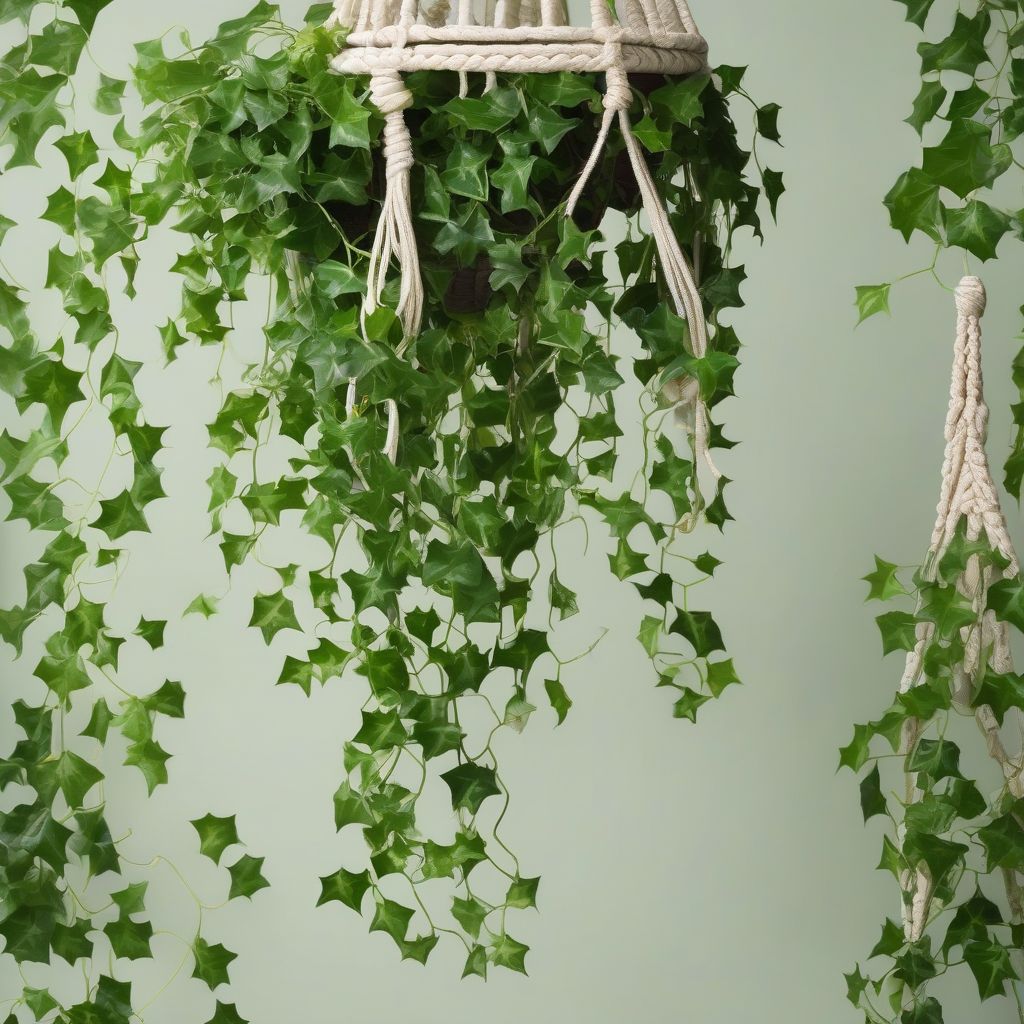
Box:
0, 2, 270, 1022
843, 533, 1024, 1022
0, 0, 780, 1001
845, 2, 1024, 1020
856, 0, 1024, 495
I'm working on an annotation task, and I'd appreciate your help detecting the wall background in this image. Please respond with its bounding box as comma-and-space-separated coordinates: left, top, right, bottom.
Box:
2, 0, 1022, 1021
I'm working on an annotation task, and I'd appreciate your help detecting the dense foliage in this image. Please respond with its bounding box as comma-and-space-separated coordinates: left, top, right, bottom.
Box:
845, 535, 1024, 1022
0, 0, 779, 1014
846, 3, 1024, 1020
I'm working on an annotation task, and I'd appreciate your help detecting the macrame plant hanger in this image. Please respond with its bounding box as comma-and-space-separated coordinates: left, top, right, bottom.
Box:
327, 0, 718, 511
898, 277, 1024, 947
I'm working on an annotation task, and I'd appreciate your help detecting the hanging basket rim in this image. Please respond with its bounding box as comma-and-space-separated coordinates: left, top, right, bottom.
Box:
331, 37, 708, 76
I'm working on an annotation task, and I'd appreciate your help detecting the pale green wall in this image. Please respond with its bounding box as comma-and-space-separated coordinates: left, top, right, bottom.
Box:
1, 1, 1022, 1022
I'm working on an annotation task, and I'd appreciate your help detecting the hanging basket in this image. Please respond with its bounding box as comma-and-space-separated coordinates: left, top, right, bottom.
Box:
326, 0, 717, 498
328, 0, 708, 77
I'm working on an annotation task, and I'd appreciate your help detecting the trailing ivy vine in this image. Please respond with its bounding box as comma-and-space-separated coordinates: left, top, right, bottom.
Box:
0, 0, 780, 1008
0, 2, 270, 1021
856, 0, 1024, 493
844, 535, 1024, 1022
845, 2, 1024, 1021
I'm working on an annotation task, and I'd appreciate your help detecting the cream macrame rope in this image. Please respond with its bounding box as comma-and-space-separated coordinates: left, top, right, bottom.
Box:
895, 277, 1024, 946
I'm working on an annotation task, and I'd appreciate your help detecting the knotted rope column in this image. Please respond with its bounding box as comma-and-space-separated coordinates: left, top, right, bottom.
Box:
896, 277, 1024, 945
566, 58, 716, 529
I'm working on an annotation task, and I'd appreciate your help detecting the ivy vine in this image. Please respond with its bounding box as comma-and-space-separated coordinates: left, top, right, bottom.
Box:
846, 2, 1024, 1021
0, 0, 780, 1012
856, 0, 1024, 493
844, 536, 1024, 1022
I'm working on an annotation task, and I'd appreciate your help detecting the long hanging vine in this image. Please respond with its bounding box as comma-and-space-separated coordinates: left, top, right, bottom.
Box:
0, 0, 781, 1011
856, 0, 1024, 495
0, 2, 270, 1023
845, 2, 1024, 1021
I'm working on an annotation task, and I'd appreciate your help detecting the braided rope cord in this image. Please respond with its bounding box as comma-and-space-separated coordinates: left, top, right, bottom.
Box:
895, 278, 1024, 946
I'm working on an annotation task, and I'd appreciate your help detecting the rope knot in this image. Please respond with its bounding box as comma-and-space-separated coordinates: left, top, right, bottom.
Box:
602, 63, 632, 112
955, 276, 986, 320
369, 70, 413, 116
381, 116, 414, 177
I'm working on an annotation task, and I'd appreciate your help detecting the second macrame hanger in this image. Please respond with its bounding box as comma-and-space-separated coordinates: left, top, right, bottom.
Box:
896, 277, 1024, 947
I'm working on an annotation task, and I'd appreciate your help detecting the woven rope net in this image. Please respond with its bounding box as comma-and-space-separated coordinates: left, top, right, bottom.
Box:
326, 0, 716, 500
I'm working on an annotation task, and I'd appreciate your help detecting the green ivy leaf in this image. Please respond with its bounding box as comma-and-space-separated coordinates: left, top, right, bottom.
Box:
875, 610, 917, 655
918, 11, 990, 76
894, 0, 935, 29
135, 617, 165, 649
906, 80, 945, 135
103, 917, 154, 960
490, 932, 529, 974
124, 739, 171, 793
543, 678, 572, 725
93, 490, 149, 539
204, 1001, 249, 1024
893, 939, 937, 987
974, 670, 1024, 725
755, 102, 781, 142
440, 763, 501, 815
369, 897, 414, 944
192, 937, 237, 989
907, 738, 962, 780
901, 997, 945, 1024
249, 591, 300, 643
54, 131, 99, 177
944, 200, 1009, 261
110, 881, 147, 916
844, 964, 868, 1006
669, 609, 725, 658
855, 284, 891, 325
963, 939, 1018, 999
462, 943, 488, 979
989, 577, 1024, 629
921, 119, 1008, 199
227, 854, 269, 900
504, 875, 539, 910
839, 724, 872, 772
65, 0, 115, 32
317, 867, 371, 911
884, 168, 943, 242
190, 813, 240, 865
862, 556, 908, 601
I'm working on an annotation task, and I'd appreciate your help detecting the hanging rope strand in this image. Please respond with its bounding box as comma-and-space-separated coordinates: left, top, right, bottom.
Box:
566, 61, 717, 524
350, 69, 422, 463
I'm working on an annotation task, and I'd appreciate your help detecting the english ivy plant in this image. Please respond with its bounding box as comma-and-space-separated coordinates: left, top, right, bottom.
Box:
845, 3, 1024, 1019
844, 536, 1024, 1023
856, 0, 1024, 494
0, 4, 271, 1021
0, 0, 780, 1008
